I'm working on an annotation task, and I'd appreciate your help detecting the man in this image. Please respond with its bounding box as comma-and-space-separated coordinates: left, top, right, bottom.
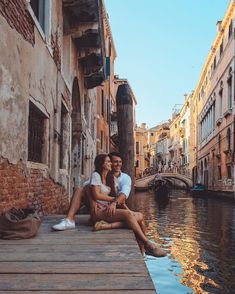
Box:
52, 152, 132, 231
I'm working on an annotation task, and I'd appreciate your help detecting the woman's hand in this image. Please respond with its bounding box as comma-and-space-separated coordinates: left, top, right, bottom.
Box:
106, 201, 116, 217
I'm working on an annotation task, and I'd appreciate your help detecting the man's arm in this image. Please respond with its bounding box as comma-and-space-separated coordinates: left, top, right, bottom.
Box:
116, 174, 132, 206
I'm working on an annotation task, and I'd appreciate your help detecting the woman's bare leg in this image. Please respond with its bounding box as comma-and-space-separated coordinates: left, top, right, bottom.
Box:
134, 212, 146, 235
67, 188, 85, 221
93, 209, 166, 257
94, 221, 125, 231
95, 209, 149, 244
133, 212, 146, 255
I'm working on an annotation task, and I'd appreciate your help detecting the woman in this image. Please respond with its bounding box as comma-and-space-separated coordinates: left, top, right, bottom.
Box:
89, 154, 166, 257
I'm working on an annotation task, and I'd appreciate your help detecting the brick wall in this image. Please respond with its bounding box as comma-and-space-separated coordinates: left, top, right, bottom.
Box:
0, 158, 69, 215
0, 0, 34, 45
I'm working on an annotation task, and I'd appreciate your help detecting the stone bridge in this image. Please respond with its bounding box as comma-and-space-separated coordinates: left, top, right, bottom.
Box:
135, 173, 193, 191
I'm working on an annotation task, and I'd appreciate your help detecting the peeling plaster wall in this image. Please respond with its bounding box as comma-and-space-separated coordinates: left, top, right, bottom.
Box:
0, 1, 72, 213
0, 0, 100, 213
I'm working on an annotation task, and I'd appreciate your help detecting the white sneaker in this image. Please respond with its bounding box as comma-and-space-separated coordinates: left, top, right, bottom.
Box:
52, 218, 75, 231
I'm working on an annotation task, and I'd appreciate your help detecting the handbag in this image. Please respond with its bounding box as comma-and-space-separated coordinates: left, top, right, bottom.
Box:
0, 208, 42, 240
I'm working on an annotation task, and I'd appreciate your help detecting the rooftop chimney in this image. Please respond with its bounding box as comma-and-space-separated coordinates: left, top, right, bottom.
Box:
216, 21, 222, 33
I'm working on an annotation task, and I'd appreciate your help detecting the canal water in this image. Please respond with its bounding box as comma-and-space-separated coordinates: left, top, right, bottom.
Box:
130, 189, 235, 294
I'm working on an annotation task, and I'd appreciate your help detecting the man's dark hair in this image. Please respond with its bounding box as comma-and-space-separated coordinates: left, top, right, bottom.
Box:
108, 152, 122, 161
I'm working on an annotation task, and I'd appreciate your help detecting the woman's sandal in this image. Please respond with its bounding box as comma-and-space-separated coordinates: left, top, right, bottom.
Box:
93, 220, 110, 231
145, 240, 167, 257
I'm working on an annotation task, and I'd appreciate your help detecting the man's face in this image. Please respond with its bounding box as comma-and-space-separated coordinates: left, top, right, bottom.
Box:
111, 155, 122, 173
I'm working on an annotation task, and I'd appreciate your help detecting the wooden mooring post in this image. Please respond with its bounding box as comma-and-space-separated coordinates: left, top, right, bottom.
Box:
116, 83, 135, 193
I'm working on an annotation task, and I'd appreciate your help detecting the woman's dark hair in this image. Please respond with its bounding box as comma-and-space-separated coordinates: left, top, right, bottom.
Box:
106, 171, 116, 197
94, 154, 108, 176
94, 154, 116, 197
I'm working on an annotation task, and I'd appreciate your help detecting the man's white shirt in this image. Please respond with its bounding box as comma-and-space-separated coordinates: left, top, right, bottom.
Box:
114, 172, 132, 198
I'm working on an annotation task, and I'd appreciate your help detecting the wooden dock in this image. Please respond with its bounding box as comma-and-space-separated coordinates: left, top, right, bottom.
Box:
0, 215, 156, 293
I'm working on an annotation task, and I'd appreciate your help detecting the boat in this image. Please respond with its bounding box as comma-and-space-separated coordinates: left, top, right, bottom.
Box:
190, 183, 207, 197
153, 179, 169, 196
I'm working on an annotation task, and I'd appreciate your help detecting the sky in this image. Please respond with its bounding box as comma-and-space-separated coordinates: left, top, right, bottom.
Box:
105, 0, 229, 128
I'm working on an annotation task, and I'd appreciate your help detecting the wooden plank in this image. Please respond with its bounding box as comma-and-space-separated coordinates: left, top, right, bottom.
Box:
0, 274, 155, 291
0, 249, 142, 262
0, 236, 137, 245
0, 261, 148, 274
0, 244, 139, 252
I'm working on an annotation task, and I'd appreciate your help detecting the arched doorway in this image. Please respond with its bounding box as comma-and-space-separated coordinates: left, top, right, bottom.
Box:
71, 78, 82, 192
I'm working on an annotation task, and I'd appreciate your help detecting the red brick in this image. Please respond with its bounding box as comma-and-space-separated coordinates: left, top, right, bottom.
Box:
0, 0, 34, 45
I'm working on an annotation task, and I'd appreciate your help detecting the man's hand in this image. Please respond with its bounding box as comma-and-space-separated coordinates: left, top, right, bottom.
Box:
106, 202, 116, 217
119, 202, 130, 210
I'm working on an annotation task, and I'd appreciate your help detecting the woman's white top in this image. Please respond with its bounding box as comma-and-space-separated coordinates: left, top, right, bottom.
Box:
84, 172, 111, 205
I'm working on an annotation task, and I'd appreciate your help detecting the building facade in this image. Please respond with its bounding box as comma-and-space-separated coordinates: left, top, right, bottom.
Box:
0, 0, 106, 213
135, 123, 149, 178
96, 3, 117, 155
195, 1, 235, 193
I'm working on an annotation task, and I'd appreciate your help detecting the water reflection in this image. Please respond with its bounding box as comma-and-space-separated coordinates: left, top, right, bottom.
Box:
129, 190, 235, 293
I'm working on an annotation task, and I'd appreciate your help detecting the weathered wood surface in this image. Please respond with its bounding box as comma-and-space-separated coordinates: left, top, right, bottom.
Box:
0, 215, 156, 293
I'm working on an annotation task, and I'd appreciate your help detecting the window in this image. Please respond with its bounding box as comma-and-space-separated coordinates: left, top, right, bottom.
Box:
151, 132, 154, 136
28, 101, 47, 163
136, 160, 139, 167
106, 136, 109, 153
81, 134, 85, 175
84, 94, 90, 127
219, 86, 223, 118
60, 103, 68, 169
30, 0, 46, 32
218, 134, 221, 154
228, 20, 233, 39
106, 97, 109, 122
105, 57, 110, 80
227, 128, 231, 151
101, 130, 104, 150
220, 40, 223, 56
213, 56, 217, 70
227, 71, 232, 109
227, 165, 232, 179
136, 142, 140, 154
218, 166, 222, 180
101, 90, 105, 117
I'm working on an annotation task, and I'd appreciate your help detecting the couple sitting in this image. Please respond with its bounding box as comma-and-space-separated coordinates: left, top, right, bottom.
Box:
52, 152, 166, 257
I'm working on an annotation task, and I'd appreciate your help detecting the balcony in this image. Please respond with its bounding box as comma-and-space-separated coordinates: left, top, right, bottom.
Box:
110, 112, 117, 122
74, 29, 101, 49
216, 117, 222, 126
168, 148, 174, 153
224, 108, 232, 118
63, 0, 105, 89
63, 0, 100, 32
179, 127, 185, 138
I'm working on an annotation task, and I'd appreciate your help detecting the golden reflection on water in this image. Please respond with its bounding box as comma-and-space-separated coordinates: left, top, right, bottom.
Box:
129, 190, 235, 293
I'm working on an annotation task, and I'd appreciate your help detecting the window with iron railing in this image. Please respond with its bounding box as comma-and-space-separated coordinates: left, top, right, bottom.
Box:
60, 103, 68, 169
28, 102, 46, 163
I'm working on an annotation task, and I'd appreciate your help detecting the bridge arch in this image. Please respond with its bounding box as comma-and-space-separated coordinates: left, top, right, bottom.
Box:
135, 173, 193, 191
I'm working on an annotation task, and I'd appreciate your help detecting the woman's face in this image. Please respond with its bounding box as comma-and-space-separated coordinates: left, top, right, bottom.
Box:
103, 156, 112, 171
